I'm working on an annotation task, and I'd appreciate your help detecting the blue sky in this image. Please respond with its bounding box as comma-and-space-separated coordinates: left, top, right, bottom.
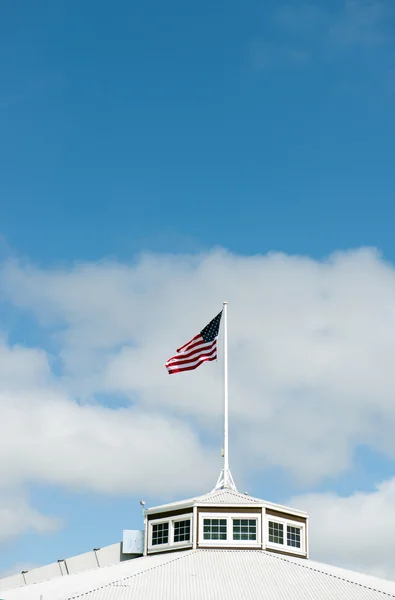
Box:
1, 0, 395, 579
1, 0, 395, 262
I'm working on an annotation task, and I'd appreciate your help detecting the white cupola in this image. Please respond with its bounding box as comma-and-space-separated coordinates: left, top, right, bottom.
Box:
143, 487, 308, 558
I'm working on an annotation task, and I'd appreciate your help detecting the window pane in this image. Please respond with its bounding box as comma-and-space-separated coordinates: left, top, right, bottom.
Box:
174, 519, 191, 543
152, 522, 169, 546
232, 518, 257, 541
203, 518, 227, 541
287, 525, 301, 548
268, 521, 284, 545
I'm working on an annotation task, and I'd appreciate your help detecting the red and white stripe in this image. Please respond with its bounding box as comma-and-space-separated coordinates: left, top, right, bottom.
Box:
165, 333, 218, 374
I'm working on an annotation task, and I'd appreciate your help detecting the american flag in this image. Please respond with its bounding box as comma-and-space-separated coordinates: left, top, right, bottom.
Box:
165, 311, 223, 374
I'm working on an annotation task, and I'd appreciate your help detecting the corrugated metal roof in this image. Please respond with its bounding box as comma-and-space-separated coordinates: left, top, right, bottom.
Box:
143, 490, 259, 514
197, 489, 263, 504
144, 488, 308, 516
4, 549, 395, 600
1, 553, 177, 600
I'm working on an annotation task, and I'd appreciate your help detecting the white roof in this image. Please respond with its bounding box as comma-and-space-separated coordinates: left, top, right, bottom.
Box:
145, 488, 308, 516
198, 488, 263, 504
3, 548, 395, 600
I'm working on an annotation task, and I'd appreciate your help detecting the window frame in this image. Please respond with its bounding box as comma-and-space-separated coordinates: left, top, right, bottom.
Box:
266, 515, 305, 555
232, 517, 259, 542
198, 512, 261, 547
173, 518, 192, 546
286, 524, 302, 549
148, 513, 193, 552
202, 517, 228, 542
151, 520, 170, 547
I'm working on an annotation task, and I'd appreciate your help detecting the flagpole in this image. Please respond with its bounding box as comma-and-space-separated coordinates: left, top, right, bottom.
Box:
213, 302, 236, 491
223, 301, 229, 483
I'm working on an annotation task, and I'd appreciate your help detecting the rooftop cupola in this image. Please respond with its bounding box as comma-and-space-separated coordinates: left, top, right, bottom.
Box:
143, 488, 309, 558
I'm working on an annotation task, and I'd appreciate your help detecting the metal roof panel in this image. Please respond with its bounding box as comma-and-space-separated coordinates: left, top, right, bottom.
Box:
4, 549, 395, 600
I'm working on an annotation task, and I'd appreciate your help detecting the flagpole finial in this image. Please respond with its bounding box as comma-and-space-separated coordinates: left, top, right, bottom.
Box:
223, 301, 228, 305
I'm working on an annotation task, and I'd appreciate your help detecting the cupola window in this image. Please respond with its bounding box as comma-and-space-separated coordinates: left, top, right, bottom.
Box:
287, 525, 301, 548
174, 519, 191, 543
233, 519, 257, 541
268, 521, 284, 545
203, 518, 227, 541
152, 522, 169, 546
267, 517, 305, 554
148, 514, 193, 553
199, 513, 261, 547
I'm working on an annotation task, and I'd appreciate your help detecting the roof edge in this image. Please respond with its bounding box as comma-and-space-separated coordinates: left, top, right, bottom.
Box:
144, 497, 309, 518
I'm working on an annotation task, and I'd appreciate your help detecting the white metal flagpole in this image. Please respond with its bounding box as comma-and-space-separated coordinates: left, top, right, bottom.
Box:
214, 301, 236, 491
223, 301, 229, 479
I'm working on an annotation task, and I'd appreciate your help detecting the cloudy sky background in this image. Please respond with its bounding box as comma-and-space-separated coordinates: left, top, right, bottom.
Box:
1, 0, 395, 581
2, 248, 395, 578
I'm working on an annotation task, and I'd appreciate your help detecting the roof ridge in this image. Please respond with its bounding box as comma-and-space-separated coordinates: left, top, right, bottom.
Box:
259, 550, 395, 598
65, 550, 197, 599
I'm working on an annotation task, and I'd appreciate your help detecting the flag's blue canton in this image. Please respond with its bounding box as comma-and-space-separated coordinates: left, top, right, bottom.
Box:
200, 311, 222, 343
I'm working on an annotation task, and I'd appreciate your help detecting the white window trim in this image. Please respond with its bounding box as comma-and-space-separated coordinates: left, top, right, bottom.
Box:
173, 517, 193, 547
198, 512, 262, 547
266, 515, 306, 555
148, 513, 193, 553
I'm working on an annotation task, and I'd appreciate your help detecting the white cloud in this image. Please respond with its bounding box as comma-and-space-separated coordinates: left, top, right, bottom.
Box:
0, 493, 59, 543
3, 246, 395, 572
0, 341, 217, 496
291, 477, 395, 579
4, 248, 395, 481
